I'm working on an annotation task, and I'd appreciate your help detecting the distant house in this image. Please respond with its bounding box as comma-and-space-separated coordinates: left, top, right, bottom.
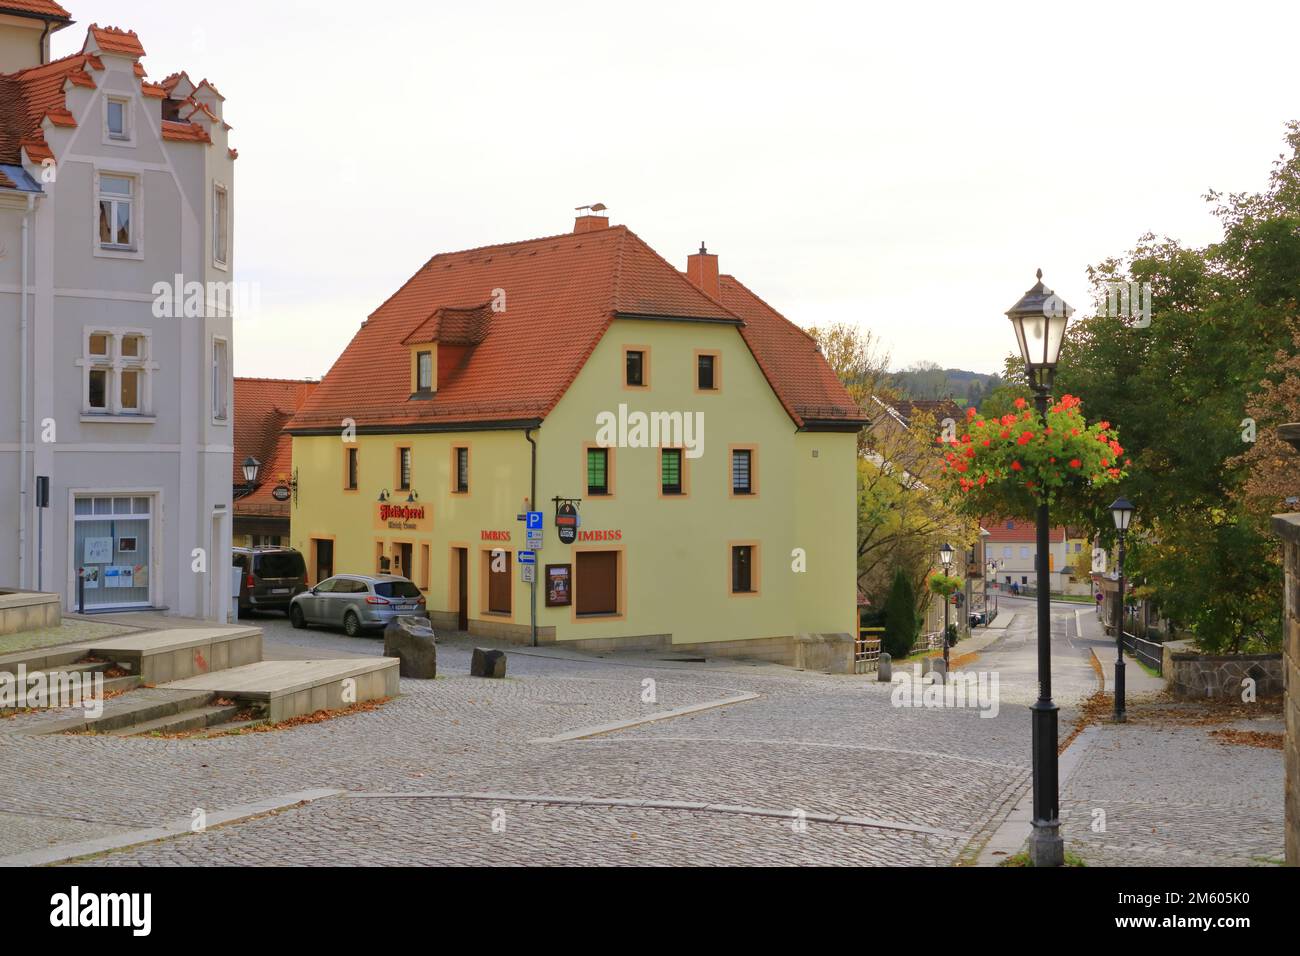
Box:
233, 379, 317, 548
985, 519, 1069, 593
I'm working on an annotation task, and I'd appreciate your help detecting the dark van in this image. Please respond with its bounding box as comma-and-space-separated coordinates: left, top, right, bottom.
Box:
232, 547, 309, 615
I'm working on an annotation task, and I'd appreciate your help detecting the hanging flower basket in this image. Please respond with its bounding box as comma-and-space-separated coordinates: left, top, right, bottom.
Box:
937, 395, 1131, 515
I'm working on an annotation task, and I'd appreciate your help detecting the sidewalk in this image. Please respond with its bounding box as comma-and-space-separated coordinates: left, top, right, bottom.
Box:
1073, 608, 1166, 698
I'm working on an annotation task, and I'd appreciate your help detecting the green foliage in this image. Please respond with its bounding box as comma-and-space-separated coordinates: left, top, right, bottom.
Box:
891, 363, 1003, 405
1045, 121, 1300, 651
882, 568, 919, 659
927, 573, 964, 597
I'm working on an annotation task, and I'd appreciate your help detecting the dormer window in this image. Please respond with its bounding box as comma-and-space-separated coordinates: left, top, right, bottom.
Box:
416, 351, 433, 391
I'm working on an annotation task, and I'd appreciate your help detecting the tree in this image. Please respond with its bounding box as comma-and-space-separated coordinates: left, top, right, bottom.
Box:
808, 322, 892, 413
1043, 122, 1300, 651
882, 568, 919, 659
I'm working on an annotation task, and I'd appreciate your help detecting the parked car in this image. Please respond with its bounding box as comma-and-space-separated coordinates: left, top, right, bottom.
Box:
233, 547, 309, 615
289, 574, 427, 637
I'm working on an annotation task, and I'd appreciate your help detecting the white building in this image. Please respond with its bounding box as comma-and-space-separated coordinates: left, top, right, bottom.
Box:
0, 3, 237, 619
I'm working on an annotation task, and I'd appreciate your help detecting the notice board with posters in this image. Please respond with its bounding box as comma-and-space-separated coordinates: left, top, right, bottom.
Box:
545, 564, 571, 608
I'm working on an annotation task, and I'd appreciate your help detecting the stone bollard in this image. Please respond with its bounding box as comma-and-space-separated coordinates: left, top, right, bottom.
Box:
383, 616, 437, 679
471, 647, 508, 679
925, 657, 947, 684
877, 653, 892, 682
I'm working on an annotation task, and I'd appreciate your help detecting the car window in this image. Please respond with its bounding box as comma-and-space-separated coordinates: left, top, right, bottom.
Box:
335, 578, 364, 594
375, 581, 422, 599
257, 552, 306, 579
232, 554, 248, 571
314, 578, 337, 594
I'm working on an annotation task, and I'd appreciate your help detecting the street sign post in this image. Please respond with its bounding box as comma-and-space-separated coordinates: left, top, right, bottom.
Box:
521, 564, 536, 584
518, 551, 537, 566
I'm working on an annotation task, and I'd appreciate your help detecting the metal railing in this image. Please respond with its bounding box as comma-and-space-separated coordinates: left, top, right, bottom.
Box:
910, 630, 944, 655
1122, 629, 1165, 676
855, 627, 884, 675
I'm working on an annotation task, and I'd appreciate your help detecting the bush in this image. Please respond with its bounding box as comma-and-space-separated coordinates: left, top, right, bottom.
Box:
883, 569, 918, 659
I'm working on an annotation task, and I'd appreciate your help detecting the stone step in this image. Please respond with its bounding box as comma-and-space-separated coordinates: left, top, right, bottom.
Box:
196, 716, 269, 737
164, 657, 400, 721
18, 687, 218, 736
113, 704, 245, 737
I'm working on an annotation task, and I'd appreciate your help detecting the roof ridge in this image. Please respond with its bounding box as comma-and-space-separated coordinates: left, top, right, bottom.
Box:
235, 376, 320, 384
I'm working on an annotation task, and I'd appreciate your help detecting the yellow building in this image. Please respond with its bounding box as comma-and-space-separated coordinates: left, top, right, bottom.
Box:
286, 212, 866, 669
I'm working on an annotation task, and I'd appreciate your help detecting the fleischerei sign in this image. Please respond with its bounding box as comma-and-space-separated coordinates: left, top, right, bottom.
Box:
375, 502, 430, 532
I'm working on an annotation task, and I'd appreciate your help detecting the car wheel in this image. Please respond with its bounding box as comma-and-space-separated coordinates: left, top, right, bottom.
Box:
290, 605, 306, 629
343, 611, 362, 637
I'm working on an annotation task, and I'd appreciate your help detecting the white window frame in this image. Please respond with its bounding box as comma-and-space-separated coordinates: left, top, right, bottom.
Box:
212, 182, 230, 269
212, 336, 230, 424
93, 170, 143, 259
103, 95, 134, 146
77, 328, 156, 421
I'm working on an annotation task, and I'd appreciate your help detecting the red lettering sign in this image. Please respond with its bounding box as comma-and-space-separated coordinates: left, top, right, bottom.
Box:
576, 530, 623, 542
480, 530, 512, 541
379, 504, 426, 523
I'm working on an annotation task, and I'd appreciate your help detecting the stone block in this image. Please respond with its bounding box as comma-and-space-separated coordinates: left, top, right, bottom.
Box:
383, 617, 437, 679
877, 653, 892, 682
470, 647, 507, 679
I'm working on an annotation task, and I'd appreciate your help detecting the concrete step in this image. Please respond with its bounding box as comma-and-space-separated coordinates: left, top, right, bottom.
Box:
113, 703, 245, 737
18, 687, 218, 736
164, 657, 400, 721
196, 717, 269, 737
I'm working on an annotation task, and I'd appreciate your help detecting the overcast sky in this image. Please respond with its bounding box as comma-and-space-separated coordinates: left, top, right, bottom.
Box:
61, 1, 1300, 379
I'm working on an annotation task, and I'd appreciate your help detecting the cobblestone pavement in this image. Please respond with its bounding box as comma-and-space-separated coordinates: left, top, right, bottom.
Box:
1, 607, 1117, 865
1061, 718, 1286, 867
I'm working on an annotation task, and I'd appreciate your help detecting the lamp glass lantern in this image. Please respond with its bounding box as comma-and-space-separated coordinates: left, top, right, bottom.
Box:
1110, 496, 1135, 532
939, 543, 954, 569
242, 457, 261, 485
1006, 270, 1073, 384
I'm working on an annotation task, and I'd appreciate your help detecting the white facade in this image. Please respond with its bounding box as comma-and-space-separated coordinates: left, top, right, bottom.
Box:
990, 533, 1070, 593
0, 19, 237, 619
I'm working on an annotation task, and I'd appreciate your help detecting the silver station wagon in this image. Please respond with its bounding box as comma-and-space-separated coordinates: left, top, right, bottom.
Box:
289, 574, 427, 637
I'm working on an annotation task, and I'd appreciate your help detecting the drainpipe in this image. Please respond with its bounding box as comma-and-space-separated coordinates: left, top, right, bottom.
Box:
19, 193, 34, 590
525, 427, 538, 647
38, 21, 51, 65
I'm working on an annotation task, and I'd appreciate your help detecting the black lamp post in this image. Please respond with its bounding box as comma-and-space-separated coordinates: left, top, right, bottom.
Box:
939, 543, 954, 675
1109, 496, 1135, 723
1006, 268, 1073, 868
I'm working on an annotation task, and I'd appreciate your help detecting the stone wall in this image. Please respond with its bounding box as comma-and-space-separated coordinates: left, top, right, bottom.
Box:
1271, 512, 1300, 867
1162, 639, 1283, 700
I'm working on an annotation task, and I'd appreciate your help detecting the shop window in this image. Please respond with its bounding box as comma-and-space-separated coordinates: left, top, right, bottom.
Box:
73, 495, 152, 610
587, 448, 610, 496
576, 551, 619, 616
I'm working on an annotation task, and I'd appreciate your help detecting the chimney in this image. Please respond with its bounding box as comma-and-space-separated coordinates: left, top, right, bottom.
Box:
686, 242, 720, 300
574, 202, 610, 233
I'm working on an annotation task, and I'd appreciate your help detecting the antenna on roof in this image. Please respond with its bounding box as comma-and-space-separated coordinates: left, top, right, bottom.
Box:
575, 203, 608, 216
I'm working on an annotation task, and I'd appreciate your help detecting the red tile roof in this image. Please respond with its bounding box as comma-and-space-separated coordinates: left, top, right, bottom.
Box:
0, 25, 226, 171
0, 51, 99, 164
0, 1, 71, 19
289, 224, 865, 434
718, 274, 867, 427
85, 24, 146, 58
984, 519, 1067, 543
234, 379, 319, 516
160, 119, 211, 143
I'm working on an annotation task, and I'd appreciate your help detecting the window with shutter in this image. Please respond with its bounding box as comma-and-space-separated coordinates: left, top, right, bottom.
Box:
587, 448, 609, 495
731, 449, 753, 495
576, 551, 619, 616
661, 449, 683, 495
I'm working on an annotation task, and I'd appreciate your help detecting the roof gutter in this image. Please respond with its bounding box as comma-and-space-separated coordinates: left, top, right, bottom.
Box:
287, 418, 544, 438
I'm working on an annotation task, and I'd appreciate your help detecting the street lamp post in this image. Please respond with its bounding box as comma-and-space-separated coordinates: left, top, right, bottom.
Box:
240, 457, 261, 497
1006, 269, 1073, 868
939, 543, 954, 675
1109, 497, 1135, 723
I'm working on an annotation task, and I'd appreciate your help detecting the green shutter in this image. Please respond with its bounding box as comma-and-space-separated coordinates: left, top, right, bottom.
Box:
662, 449, 682, 493
587, 448, 608, 493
